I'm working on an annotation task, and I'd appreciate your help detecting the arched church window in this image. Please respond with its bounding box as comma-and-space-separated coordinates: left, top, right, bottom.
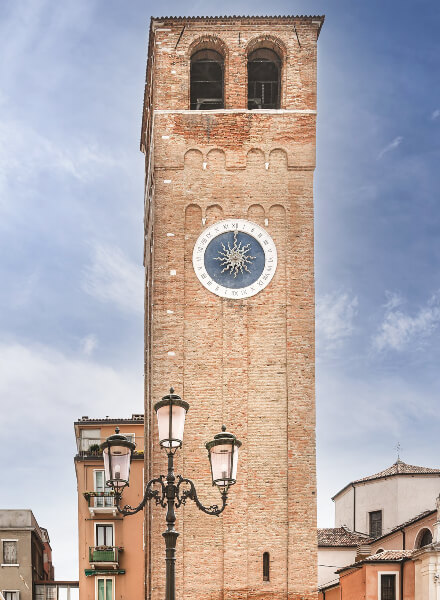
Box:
190, 49, 224, 110
417, 528, 433, 548
248, 48, 281, 109
263, 552, 270, 581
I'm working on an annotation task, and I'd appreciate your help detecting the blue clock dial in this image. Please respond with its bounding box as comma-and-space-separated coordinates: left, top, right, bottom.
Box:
204, 230, 265, 289
192, 219, 277, 299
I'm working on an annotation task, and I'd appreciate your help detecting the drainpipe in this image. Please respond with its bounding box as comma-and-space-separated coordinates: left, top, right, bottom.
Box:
402, 529, 406, 550
400, 560, 404, 600
352, 484, 356, 531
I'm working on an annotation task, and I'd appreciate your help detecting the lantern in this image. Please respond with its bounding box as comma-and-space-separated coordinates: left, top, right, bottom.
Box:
100, 428, 136, 491
205, 425, 241, 491
154, 388, 189, 452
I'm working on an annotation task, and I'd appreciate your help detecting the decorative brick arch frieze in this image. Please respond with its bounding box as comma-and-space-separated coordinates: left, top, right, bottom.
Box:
269, 148, 288, 171
246, 148, 266, 169
183, 146, 294, 170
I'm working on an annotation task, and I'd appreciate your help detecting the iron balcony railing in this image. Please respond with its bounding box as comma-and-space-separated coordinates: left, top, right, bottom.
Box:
83, 491, 115, 508
76, 437, 144, 457
89, 546, 122, 564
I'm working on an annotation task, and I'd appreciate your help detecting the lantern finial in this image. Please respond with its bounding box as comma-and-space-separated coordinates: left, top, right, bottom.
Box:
115, 427, 120, 434
170, 387, 174, 394
221, 425, 226, 432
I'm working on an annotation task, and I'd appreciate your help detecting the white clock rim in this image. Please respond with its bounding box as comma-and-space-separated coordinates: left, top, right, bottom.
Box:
192, 218, 278, 299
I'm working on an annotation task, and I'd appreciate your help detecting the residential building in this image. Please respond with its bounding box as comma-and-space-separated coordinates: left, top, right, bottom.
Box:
318, 460, 440, 599
74, 415, 144, 600
0, 510, 54, 600
333, 459, 440, 535
141, 14, 324, 600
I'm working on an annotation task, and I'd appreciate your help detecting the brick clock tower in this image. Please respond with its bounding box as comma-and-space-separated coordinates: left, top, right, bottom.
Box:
141, 15, 324, 600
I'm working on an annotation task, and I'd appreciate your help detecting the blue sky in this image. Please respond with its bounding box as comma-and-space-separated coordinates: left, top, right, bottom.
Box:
1, 0, 439, 580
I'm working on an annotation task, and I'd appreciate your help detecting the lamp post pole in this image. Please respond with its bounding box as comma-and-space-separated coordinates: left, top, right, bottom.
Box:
101, 388, 241, 600
163, 452, 178, 600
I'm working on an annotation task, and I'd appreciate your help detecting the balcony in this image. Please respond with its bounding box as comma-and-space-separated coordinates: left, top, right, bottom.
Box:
76, 438, 103, 458
83, 492, 117, 517
75, 437, 144, 458
89, 546, 122, 569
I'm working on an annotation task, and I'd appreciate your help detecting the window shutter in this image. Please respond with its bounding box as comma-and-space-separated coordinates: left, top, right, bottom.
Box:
3, 541, 17, 564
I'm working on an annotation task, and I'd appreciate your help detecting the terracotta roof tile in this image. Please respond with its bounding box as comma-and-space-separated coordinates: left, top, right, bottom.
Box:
354, 460, 440, 484
337, 550, 414, 573
333, 460, 440, 499
365, 550, 414, 561
318, 527, 371, 547
153, 15, 325, 20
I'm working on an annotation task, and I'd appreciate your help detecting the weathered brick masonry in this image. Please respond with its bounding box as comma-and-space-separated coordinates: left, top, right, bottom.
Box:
141, 15, 324, 600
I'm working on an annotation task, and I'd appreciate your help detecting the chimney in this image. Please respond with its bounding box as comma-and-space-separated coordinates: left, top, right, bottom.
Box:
355, 544, 371, 562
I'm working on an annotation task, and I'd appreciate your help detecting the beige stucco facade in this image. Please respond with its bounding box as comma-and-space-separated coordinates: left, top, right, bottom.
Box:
0, 510, 48, 600
74, 417, 145, 600
334, 470, 440, 535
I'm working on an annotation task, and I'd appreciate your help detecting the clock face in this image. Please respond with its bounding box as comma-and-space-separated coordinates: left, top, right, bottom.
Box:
192, 219, 277, 299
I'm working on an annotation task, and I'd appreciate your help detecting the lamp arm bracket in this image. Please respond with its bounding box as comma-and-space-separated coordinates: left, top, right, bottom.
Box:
175, 476, 227, 516
115, 476, 166, 515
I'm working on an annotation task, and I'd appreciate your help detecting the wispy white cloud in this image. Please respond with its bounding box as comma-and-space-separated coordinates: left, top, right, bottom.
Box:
82, 243, 143, 314
373, 291, 440, 351
317, 367, 440, 526
431, 109, 440, 120
377, 136, 403, 160
80, 333, 98, 356
0, 340, 142, 578
0, 116, 120, 199
316, 291, 358, 350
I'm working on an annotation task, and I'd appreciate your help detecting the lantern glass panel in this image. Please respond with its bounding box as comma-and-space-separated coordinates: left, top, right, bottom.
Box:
156, 403, 187, 447
210, 443, 239, 486
103, 445, 131, 489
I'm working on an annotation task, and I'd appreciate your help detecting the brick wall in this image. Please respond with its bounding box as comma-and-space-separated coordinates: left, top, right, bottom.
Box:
142, 16, 323, 600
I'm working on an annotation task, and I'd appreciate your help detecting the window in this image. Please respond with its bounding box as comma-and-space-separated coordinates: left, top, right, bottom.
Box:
190, 49, 224, 110
95, 524, 113, 547
96, 578, 113, 600
80, 429, 101, 452
2, 541, 17, 564
380, 574, 396, 600
263, 552, 270, 581
369, 510, 382, 538
94, 471, 114, 508
248, 48, 281, 109
3, 592, 19, 600
417, 528, 433, 548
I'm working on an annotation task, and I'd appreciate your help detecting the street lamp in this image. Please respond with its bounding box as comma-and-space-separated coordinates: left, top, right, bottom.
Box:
101, 388, 241, 600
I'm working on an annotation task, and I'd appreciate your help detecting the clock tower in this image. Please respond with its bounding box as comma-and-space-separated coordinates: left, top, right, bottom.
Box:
141, 15, 324, 600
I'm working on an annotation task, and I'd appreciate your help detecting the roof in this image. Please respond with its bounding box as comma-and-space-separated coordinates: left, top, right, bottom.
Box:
337, 550, 414, 573
318, 527, 371, 547
75, 415, 144, 425
372, 509, 436, 542
152, 15, 325, 21
333, 460, 440, 499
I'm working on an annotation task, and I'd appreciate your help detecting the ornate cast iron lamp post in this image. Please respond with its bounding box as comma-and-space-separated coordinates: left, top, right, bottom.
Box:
101, 388, 241, 600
